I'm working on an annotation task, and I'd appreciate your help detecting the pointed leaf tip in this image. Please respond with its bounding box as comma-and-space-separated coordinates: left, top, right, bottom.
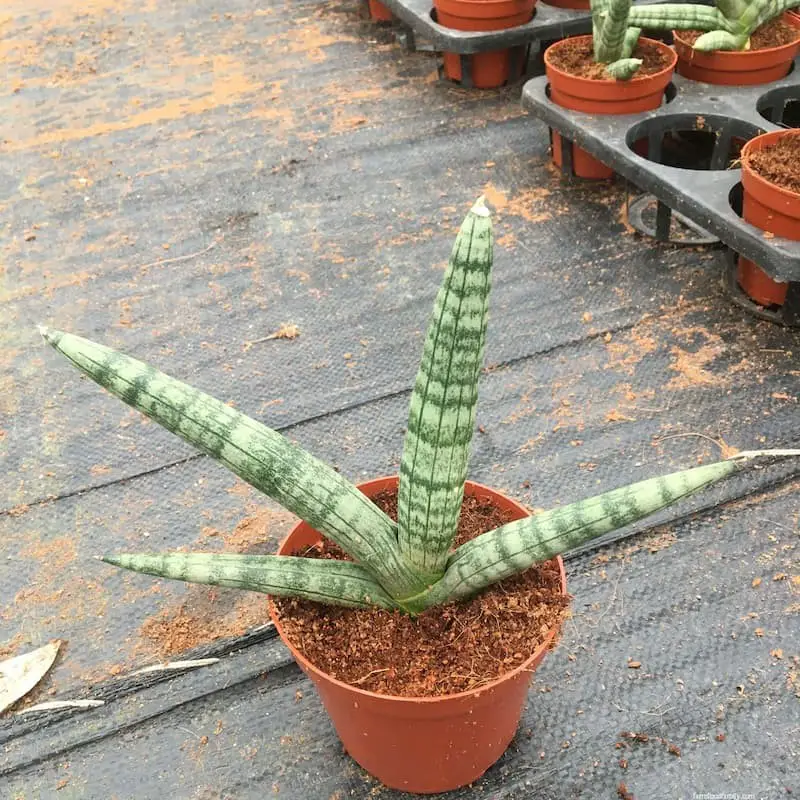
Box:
471, 196, 490, 217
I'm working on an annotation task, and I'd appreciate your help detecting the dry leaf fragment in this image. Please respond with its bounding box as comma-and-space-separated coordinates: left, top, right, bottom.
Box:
18, 699, 104, 715
244, 324, 300, 350
0, 640, 61, 713
606, 409, 635, 423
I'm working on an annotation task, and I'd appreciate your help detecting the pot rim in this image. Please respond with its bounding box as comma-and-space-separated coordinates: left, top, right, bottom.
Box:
434, 0, 536, 7
544, 35, 678, 87
268, 476, 568, 706
741, 129, 800, 204
672, 12, 800, 54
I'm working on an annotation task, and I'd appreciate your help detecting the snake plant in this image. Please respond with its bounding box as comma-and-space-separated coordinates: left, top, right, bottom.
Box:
626, 0, 800, 51
592, 0, 648, 80
40, 198, 792, 616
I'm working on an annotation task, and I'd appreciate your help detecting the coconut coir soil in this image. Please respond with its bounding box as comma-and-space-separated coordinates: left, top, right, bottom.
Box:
548, 38, 671, 80
744, 134, 800, 194
678, 17, 800, 50
273, 490, 569, 697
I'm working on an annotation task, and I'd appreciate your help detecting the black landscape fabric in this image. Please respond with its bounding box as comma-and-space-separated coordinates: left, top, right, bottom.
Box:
1, 0, 797, 797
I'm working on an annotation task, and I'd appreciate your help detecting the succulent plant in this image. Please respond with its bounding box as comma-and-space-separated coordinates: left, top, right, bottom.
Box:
40, 199, 790, 616
592, 0, 648, 80
626, 0, 800, 51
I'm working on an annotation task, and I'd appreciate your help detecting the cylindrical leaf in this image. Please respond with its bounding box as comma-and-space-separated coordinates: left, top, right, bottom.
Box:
418, 460, 738, 609
103, 553, 398, 609
42, 328, 426, 600
397, 198, 493, 581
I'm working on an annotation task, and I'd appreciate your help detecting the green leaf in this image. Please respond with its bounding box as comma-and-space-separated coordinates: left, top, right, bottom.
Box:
693, 30, 751, 50
396, 198, 493, 582
103, 553, 398, 609
596, 0, 633, 63
604, 57, 643, 80
620, 26, 642, 59
626, 4, 732, 31
416, 460, 738, 609
41, 328, 427, 600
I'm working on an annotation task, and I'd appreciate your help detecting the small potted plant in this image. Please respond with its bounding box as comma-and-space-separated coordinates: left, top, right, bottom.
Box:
544, 0, 678, 178
736, 128, 800, 307
627, 0, 800, 84
40, 199, 787, 794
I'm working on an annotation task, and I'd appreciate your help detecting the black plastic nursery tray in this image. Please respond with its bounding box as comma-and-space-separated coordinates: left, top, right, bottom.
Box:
379, 0, 593, 54
379, 0, 703, 52
521, 64, 800, 309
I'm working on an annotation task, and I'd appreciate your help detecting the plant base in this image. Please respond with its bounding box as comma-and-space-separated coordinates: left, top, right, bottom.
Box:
269, 477, 567, 794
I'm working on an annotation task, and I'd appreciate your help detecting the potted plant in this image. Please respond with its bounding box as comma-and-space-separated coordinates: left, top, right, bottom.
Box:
626, 0, 800, 84
544, 0, 678, 178
736, 129, 800, 307
434, 0, 538, 88
40, 199, 787, 794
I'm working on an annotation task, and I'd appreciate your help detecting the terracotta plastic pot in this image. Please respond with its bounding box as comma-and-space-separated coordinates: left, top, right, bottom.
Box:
434, 0, 537, 88
673, 13, 800, 85
367, 0, 394, 21
736, 129, 800, 307
544, 36, 678, 179
268, 476, 568, 794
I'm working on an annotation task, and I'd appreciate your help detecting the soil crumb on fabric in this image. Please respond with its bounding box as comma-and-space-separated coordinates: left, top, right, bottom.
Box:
274, 490, 569, 697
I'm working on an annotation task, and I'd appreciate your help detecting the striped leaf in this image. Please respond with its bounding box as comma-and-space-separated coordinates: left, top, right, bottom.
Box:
626, 4, 732, 31
595, 0, 633, 63
621, 25, 642, 59
693, 30, 751, 50
103, 553, 398, 610
604, 57, 643, 80
396, 198, 493, 582
415, 460, 737, 610
41, 328, 427, 600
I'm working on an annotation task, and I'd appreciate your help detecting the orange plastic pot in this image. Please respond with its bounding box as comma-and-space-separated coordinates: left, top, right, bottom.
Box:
368, 0, 394, 21
673, 14, 800, 85
268, 476, 568, 794
736, 129, 800, 307
544, 36, 678, 179
434, 0, 537, 88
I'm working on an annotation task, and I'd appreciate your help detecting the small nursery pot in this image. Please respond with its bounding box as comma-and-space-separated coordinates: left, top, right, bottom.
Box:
434, 0, 537, 88
673, 13, 800, 85
737, 129, 800, 307
544, 36, 678, 179
268, 476, 568, 795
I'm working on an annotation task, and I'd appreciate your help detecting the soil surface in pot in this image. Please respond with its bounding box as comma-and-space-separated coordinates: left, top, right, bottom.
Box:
678, 17, 800, 49
273, 490, 569, 697
548, 38, 671, 79
744, 135, 800, 194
